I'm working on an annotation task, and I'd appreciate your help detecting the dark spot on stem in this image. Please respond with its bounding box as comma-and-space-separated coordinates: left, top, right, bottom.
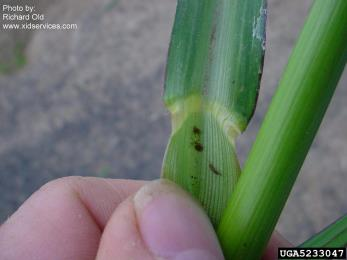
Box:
194, 143, 204, 152
193, 126, 201, 135
191, 126, 203, 152
209, 163, 221, 176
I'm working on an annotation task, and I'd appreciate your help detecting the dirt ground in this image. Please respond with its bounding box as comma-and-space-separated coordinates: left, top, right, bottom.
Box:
0, 0, 346, 245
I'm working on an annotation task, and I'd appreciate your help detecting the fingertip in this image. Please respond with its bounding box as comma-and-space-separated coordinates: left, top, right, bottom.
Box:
97, 179, 224, 259
96, 197, 153, 260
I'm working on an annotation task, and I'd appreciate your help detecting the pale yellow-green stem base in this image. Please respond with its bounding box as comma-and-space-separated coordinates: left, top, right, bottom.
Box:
162, 95, 242, 226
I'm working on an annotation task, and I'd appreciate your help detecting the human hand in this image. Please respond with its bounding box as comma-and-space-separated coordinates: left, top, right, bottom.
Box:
0, 177, 290, 259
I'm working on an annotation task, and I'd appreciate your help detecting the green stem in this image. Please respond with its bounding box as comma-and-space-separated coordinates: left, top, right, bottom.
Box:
217, 1, 347, 259
300, 215, 347, 248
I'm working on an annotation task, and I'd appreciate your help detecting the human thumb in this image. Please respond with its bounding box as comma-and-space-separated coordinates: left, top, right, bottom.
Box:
96, 179, 224, 260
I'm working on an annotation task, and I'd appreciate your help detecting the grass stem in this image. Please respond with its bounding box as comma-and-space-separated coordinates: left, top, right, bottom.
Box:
217, 1, 347, 259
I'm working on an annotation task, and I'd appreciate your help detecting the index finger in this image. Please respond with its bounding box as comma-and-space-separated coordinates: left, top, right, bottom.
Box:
0, 176, 146, 260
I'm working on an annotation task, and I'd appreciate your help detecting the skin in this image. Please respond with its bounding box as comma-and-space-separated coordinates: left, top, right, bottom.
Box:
0, 177, 291, 260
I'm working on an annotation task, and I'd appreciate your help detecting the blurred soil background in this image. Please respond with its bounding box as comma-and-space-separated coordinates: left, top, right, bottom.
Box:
0, 0, 346, 245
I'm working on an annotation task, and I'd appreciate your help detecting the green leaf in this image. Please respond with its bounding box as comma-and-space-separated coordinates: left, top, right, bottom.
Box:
162, 0, 267, 226
300, 215, 347, 248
